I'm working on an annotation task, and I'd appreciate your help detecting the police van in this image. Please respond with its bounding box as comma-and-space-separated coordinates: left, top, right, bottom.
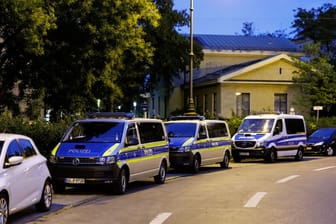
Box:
48, 112, 169, 194
231, 114, 307, 163
165, 116, 231, 173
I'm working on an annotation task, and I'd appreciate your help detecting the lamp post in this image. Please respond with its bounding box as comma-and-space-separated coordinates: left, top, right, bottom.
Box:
185, 0, 196, 115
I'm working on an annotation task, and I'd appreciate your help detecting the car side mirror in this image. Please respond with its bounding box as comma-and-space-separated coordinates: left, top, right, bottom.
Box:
6, 156, 23, 167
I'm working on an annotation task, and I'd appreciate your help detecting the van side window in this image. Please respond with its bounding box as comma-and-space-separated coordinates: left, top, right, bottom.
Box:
207, 123, 228, 138
138, 122, 164, 143
274, 119, 283, 135
285, 118, 305, 134
126, 123, 138, 145
198, 125, 207, 139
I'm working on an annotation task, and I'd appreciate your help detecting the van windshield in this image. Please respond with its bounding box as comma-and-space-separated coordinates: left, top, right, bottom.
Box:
165, 123, 197, 138
63, 122, 125, 143
238, 119, 274, 134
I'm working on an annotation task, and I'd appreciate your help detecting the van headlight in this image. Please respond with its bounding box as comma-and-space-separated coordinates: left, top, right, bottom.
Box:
256, 142, 265, 148
49, 155, 58, 164
97, 156, 116, 165
181, 146, 192, 152
314, 141, 324, 146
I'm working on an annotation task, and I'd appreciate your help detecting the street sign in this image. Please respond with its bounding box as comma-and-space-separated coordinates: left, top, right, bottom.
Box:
313, 106, 323, 110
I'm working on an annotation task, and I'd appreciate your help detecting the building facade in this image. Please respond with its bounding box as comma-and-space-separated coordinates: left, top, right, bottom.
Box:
150, 35, 305, 119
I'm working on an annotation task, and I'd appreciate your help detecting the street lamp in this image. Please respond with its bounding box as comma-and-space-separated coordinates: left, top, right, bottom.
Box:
185, 0, 196, 115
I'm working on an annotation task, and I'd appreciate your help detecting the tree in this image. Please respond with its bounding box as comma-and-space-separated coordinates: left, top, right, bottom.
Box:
241, 22, 255, 36
292, 3, 336, 63
0, 0, 56, 114
140, 0, 203, 110
30, 0, 161, 117
293, 43, 336, 116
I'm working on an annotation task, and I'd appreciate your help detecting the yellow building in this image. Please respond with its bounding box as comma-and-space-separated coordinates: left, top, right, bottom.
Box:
151, 35, 305, 119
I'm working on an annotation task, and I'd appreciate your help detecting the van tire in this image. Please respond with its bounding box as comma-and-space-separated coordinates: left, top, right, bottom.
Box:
265, 149, 276, 163
232, 152, 241, 163
154, 161, 167, 184
114, 168, 128, 194
295, 148, 304, 161
220, 151, 230, 168
191, 155, 200, 173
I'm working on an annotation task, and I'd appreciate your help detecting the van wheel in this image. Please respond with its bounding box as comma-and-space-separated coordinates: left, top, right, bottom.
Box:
232, 152, 241, 163
114, 168, 128, 194
325, 147, 334, 156
265, 149, 276, 163
295, 148, 304, 161
36, 180, 52, 212
220, 151, 230, 168
0, 194, 8, 224
154, 161, 167, 184
191, 155, 200, 173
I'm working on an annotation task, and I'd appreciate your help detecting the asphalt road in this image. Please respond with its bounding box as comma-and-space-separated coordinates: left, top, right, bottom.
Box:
9, 156, 336, 224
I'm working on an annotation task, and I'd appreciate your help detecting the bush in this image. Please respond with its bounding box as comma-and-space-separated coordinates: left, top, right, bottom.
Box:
0, 113, 69, 157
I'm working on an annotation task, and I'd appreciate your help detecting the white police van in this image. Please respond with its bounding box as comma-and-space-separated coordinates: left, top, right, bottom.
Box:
231, 114, 307, 163
48, 112, 169, 194
165, 116, 231, 173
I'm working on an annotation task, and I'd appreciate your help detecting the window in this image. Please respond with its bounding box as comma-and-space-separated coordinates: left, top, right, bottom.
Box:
126, 123, 138, 145
7, 140, 23, 158
274, 94, 287, 113
212, 93, 217, 115
197, 125, 207, 139
138, 122, 164, 143
18, 139, 36, 158
236, 93, 250, 117
207, 122, 228, 138
285, 119, 305, 134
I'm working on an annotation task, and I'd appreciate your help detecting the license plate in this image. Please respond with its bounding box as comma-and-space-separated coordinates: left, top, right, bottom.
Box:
240, 152, 249, 156
65, 178, 85, 184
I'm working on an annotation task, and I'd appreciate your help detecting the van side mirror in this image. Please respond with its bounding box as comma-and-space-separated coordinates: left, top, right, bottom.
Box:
126, 137, 139, 146
273, 127, 280, 136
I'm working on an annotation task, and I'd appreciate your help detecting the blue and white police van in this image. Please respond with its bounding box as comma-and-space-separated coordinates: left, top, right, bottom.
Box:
48, 112, 169, 194
231, 114, 307, 163
165, 116, 231, 173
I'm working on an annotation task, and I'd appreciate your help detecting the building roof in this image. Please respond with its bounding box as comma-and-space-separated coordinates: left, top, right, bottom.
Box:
193, 53, 295, 85
194, 34, 300, 52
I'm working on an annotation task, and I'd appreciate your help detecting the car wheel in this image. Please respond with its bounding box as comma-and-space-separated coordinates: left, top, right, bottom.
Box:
220, 151, 230, 168
325, 147, 334, 156
295, 148, 304, 161
114, 168, 128, 194
191, 155, 200, 173
265, 149, 276, 163
36, 180, 53, 212
0, 194, 8, 224
154, 161, 167, 184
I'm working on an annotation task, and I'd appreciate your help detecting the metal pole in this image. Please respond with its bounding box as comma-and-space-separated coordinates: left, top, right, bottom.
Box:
185, 0, 196, 115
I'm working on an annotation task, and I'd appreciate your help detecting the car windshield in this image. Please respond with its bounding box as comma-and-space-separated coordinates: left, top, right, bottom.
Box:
238, 118, 275, 134
309, 129, 335, 140
165, 122, 197, 138
63, 122, 125, 143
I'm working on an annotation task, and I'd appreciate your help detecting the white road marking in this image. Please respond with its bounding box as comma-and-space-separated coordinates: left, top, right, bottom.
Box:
150, 212, 172, 224
314, 166, 336, 171
276, 175, 300, 184
244, 192, 267, 208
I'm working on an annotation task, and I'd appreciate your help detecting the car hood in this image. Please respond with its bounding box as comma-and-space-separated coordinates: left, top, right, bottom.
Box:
56, 142, 118, 157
